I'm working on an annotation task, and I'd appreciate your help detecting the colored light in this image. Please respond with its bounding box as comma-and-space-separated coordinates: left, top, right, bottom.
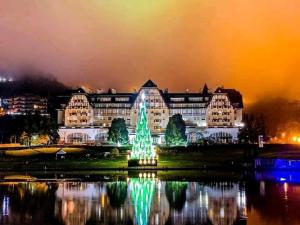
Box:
129, 177, 155, 225
130, 93, 156, 163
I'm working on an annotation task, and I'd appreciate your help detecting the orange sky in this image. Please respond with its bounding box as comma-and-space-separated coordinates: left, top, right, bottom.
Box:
1, 0, 300, 102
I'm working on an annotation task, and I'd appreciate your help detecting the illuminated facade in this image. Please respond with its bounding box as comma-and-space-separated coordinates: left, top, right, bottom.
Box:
58, 80, 243, 144
2, 94, 48, 116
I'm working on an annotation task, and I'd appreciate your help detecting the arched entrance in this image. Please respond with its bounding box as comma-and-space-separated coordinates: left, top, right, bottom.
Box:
66, 133, 91, 144
209, 132, 233, 143
95, 133, 107, 144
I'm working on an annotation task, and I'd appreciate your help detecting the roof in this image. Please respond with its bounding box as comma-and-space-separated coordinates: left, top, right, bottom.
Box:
214, 87, 243, 108
88, 93, 138, 108
142, 80, 158, 88
73, 87, 87, 94
162, 92, 212, 106
202, 83, 209, 94
56, 149, 66, 155
55, 81, 243, 109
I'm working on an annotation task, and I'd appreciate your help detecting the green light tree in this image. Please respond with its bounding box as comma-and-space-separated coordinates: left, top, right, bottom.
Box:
129, 177, 156, 225
130, 94, 155, 161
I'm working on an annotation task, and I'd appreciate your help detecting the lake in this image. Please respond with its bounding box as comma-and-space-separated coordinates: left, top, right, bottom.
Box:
0, 171, 299, 225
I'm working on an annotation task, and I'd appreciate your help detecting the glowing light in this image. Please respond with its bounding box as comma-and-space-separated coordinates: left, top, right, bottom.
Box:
284, 182, 288, 193
101, 193, 105, 207
129, 91, 156, 166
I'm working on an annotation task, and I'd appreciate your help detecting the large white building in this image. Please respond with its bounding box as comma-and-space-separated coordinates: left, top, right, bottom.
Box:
57, 80, 243, 144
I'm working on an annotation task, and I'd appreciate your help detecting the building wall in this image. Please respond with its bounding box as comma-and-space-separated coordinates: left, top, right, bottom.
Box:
206, 94, 235, 127
58, 82, 243, 144
169, 100, 209, 127
130, 88, 169, 134
3, 95, 48, 115
92, 96, 132, 127
64, 94, 93, 127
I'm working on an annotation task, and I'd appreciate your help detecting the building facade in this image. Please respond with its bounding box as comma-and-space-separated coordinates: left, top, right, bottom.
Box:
2, 94, 48, 116
57, 80, 243, 144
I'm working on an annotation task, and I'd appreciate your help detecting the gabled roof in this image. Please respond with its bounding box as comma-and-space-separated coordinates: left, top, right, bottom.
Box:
73, 87, 86, 94
214, 87, 243, 108
56, 149, 66, 155
142, 79, 158, 88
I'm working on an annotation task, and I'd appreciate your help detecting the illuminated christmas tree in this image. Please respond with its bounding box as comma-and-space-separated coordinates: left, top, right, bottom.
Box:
128, 93, 157, 166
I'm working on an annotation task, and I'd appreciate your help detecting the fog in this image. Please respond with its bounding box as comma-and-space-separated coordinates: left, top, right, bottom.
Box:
1, 0, 300, 103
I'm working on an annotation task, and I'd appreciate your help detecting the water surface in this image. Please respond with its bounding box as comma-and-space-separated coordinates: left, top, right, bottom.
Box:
0, 172, 299, 225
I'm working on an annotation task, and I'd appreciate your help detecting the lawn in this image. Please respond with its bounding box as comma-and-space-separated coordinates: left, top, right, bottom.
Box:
2, 144, 300, 172
0, 147, 249, 171
5, 147, 85, 156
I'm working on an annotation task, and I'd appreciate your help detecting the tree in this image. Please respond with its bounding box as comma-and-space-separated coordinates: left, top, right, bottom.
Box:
0, 113, 58, 145
165, 114, 187, 146
239, 113, 266, 143
19, 131, 29, 146
107, 118, 129, 145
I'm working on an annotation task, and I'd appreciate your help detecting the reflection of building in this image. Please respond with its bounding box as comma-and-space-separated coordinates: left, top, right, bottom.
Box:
58, 80, 243, 144
55, 182, 102, 225
2, 94, 48, 116
0, 180, 247, 225
205, 183, 247, 225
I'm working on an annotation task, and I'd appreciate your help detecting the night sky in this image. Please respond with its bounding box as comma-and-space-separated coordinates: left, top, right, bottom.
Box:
1, 0, 300, 103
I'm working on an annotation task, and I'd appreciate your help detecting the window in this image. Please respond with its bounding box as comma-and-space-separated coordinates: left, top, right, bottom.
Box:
170, 97, 184, 102
100, 97, 111, 102
115, 97, 129, 102
188, 97, 201, 102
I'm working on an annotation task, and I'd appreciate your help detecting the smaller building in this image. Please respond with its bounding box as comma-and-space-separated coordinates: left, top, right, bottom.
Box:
2, 94, 48, 116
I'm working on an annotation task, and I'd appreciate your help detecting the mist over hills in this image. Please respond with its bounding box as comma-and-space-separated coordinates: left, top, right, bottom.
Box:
0, 74, 70, 97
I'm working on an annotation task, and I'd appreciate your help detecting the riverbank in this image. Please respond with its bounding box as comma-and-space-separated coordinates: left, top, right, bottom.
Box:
1, 144, 300, 171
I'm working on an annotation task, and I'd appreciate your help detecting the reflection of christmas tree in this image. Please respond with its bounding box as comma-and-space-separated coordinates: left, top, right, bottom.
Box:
129, 177, 156, 225
130, 93, 156, 162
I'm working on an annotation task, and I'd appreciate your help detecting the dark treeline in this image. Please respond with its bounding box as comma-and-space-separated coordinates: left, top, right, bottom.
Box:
239, 113, 266, 143
246, 98, 300, 137
0, 113, 59, 145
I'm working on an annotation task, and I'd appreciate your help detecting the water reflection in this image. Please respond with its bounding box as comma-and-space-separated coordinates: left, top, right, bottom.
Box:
2, 172, 300, 225
0, 178, 247, 225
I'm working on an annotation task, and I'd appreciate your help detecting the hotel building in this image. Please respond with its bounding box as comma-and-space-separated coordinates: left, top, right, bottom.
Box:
57, 80, 243, 144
